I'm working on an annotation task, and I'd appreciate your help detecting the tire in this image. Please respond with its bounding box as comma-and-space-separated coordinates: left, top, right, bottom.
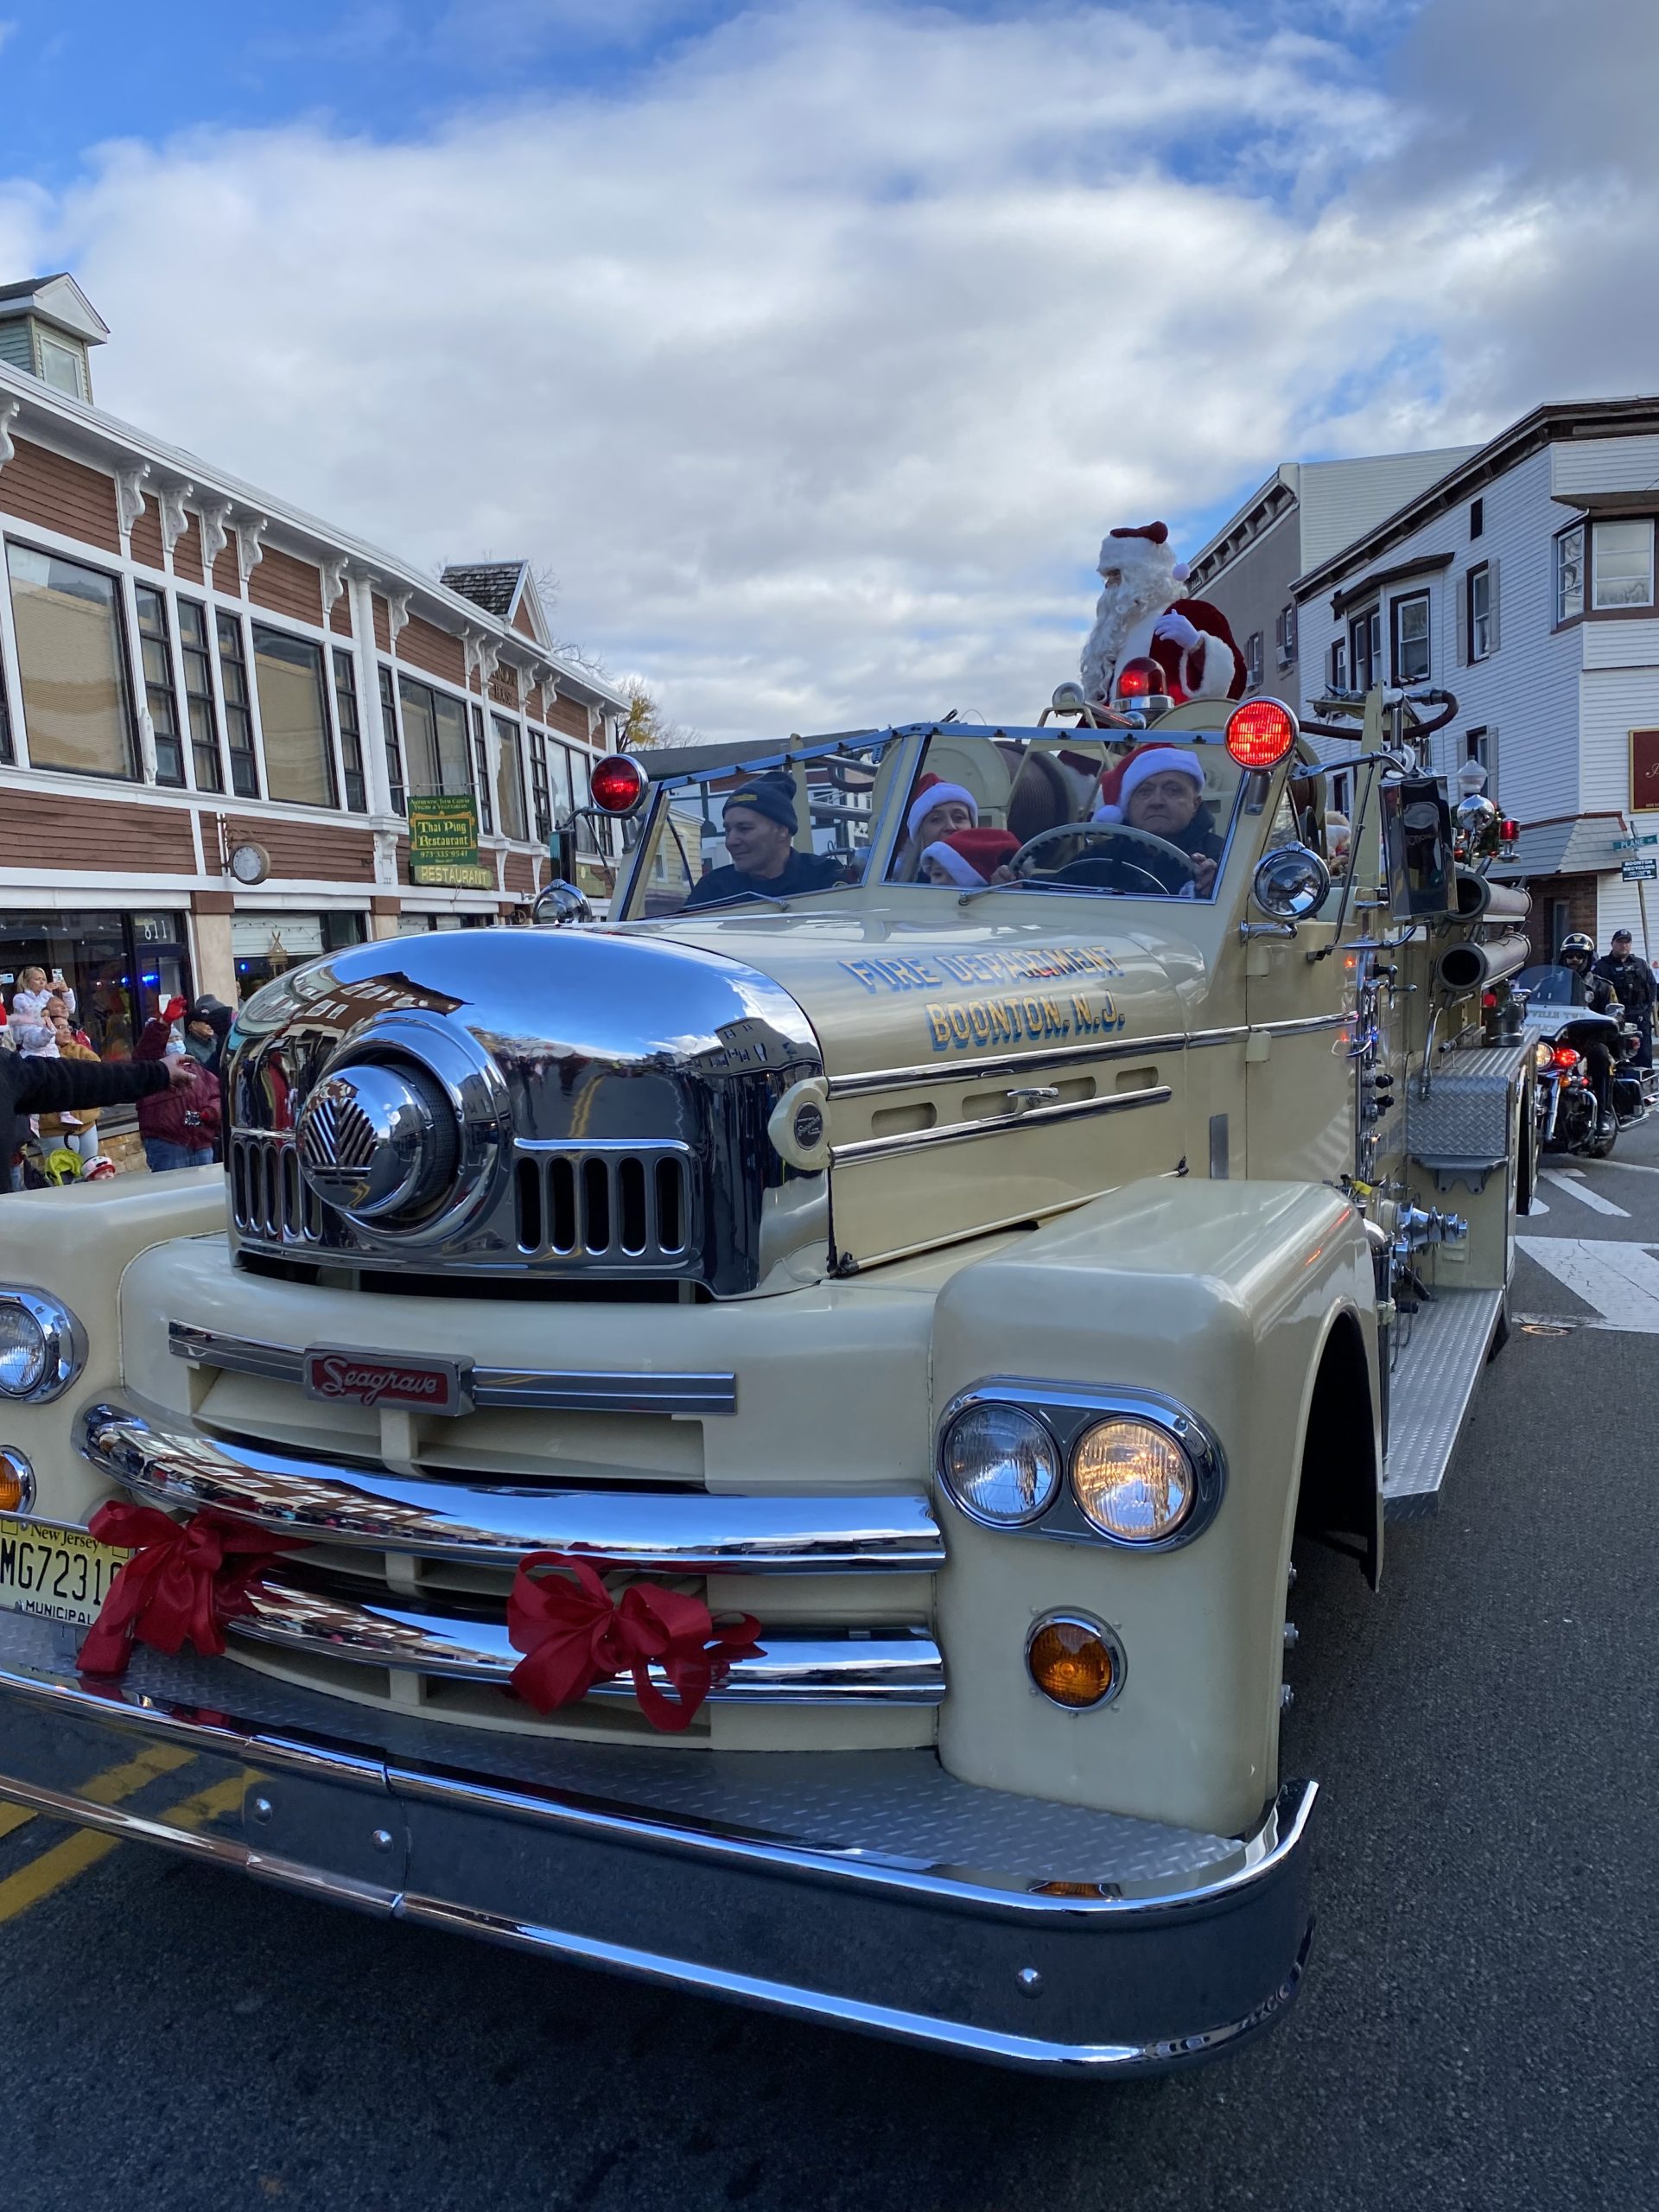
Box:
1487, 1297, 1512, 1362
1588, 1121, 1618, 1161
1516, 1081, 1538, 1216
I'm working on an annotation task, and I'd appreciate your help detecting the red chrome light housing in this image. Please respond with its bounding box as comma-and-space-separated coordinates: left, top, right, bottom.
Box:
1225, 697, 1299, 769
1115, 657, 1162, 700
1549, 1045, 1580, 1071
1501, 817, 1519, 842
589, 753, 650, 816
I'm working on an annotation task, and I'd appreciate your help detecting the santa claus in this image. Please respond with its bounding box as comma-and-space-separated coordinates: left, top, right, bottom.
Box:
1080, 522, 1245, 709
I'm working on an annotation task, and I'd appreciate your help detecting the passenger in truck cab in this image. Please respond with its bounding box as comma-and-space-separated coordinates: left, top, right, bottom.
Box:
918, 828, 1020, 887
1054, 744, 1225, 897
891, 774, 979, 880
683, 776, 845, 909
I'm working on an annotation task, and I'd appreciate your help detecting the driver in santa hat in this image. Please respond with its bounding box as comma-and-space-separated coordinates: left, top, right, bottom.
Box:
1080, 523, 1245, 712
1054, 743, 1225, 898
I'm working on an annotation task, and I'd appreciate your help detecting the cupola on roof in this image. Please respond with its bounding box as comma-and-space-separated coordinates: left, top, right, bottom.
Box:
0, 274, 111, 346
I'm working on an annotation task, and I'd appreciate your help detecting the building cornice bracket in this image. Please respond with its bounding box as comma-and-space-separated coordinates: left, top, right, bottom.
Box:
237, 517, 268, 585
0, 397, 22, 473
200, 500, 233, 570
320, 556, 348, 615
158, 481, 194, 555
115, 463, 151, 540
386, 590, 410, 643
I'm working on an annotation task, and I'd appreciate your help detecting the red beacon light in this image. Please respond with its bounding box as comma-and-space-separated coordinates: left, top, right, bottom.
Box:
588, 753, 650, 817
1115, 657, 1160, 699
1225, 697, 1300, 770
1549, 1044, 1581, 1071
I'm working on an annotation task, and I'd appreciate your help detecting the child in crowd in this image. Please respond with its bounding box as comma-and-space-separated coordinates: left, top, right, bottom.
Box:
918, 828, 1020, 887
11, 967, 75, 1025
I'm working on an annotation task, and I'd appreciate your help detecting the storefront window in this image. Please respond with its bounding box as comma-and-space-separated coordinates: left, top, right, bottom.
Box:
0, 908, 191, 1064
5, 544, 137, 779
252, 626, 337, 809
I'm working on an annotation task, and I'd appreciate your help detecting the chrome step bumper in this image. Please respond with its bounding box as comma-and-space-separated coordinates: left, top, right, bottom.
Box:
234, 1580, 944, 1703
0, 1610, 1315, 2074
79, 1407, 944, 1574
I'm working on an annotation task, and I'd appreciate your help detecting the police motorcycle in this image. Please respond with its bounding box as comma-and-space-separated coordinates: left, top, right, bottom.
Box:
1516, 937, 1648, 1160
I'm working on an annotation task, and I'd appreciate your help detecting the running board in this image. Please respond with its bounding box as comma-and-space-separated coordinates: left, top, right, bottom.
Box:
1381, 1287, 1503, 1521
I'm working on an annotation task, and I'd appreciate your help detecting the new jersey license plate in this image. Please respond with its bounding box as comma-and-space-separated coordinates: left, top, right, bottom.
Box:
0, 1516, 130, 1629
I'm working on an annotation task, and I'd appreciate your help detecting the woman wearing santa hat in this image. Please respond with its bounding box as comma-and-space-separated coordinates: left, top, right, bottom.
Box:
918, 828, 1020, 888
1055, 744, 1226, 898
893, 772, 978, 880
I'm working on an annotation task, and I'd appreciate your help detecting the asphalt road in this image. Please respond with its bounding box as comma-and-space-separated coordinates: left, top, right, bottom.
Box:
3, 1138, 1657, 2211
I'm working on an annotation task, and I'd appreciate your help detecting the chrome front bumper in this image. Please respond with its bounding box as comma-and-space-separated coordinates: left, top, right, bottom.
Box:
0, 1611, 1313, 2072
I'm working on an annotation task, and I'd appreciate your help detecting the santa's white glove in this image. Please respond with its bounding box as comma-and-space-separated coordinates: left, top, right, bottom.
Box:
1153, 610, 1202, 651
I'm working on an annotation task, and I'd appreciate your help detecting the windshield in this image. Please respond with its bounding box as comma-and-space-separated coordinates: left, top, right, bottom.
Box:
626, 735, 898, 918
628, 728, 1251, 916
1516, 965, 1579, 1006
889, 730, 1245, 901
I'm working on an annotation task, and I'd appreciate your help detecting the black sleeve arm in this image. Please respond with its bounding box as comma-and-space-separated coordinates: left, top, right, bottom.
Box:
13, 1058, 172, 1116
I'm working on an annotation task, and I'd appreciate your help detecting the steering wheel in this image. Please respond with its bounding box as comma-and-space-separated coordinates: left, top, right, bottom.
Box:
1010, 821, 1200, 895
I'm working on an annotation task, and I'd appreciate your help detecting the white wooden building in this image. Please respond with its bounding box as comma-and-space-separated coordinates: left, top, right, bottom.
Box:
1292, 398, 1659, 960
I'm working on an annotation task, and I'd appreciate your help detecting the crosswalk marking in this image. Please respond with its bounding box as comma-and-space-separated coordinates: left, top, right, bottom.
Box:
0, 1761, 245, 1926
1541, 1169, 1630, 1217
1516, 1236, 1659, 1332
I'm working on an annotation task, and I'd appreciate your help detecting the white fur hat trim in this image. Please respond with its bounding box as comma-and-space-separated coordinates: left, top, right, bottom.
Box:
919, 839, 984, 887
906, 780, 978, 841
1091, 747, 1205, 823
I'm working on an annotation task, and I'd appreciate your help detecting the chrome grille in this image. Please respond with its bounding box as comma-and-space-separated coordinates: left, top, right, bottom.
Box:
230, 1134, 322, 1243
514, 1144, 696, 1267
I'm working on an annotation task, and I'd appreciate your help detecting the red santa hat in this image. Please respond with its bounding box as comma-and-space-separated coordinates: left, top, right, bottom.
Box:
919, 828, 1020, 887
1100, 521, 1191, 586
1093, 744, 1206, 823
906, 772, 979, 842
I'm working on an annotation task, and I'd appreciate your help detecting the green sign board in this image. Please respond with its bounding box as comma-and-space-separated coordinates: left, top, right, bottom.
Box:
408, 794, 493, 888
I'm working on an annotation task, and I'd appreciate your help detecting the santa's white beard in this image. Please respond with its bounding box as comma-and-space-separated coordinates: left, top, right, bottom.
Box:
1081, 580, 1176, 700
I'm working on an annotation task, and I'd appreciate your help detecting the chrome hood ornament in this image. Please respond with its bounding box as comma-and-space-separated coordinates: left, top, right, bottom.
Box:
226, 929, 823, 1297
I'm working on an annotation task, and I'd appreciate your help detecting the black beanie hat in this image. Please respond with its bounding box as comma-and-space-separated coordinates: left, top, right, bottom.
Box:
722, 776, 798, 834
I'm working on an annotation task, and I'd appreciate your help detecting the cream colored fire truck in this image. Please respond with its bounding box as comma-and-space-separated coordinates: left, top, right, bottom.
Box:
0, 677, 1532, 2073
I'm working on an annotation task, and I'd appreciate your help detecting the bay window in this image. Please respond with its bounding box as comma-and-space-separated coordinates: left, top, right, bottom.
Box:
1592, 518, 1654, 610
1555, 524, 1585, 624
397, 672, 471, 798
134, 587, 185, 786
6, 543, 137, 779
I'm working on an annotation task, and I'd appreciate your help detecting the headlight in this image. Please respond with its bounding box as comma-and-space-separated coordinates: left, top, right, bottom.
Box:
1071, 1417, 1195, 1541
1533, 1042, 1552, 1070
939, 1402, 1061, 1526
0, 1291, 86, 1403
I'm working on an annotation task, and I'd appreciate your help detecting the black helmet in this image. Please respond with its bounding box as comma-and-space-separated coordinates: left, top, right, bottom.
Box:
1560, 932, 1595, 965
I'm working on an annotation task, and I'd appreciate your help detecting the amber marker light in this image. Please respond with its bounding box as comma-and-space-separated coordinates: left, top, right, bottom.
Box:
1225, 697, 1299, 770
1026, 1613, 1124, 1711
0, 1448, 35, 1515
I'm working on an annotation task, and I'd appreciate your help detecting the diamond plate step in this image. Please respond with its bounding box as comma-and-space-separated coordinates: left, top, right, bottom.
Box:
1382, 1286, 1503, 1520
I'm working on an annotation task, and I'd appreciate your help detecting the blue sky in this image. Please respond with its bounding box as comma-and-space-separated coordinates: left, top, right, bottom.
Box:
0, 1, 1652, 738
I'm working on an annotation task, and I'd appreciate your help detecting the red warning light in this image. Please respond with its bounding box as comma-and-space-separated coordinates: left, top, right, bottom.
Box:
589, 754, 649, 815
1225, 698, 1298, 769
1115, 657, 1162, 700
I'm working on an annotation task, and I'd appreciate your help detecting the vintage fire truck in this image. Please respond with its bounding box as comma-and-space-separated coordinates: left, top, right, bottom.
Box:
0, 677, 1533, 2073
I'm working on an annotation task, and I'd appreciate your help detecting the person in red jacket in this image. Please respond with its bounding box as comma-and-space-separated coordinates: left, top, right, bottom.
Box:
134, 995, 223, 1172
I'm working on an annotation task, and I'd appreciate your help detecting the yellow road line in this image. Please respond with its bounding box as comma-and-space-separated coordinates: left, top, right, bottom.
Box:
0, 1742, 200, 1924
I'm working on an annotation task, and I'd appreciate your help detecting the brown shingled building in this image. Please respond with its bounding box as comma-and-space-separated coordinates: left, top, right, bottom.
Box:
0, 272, 626, 1047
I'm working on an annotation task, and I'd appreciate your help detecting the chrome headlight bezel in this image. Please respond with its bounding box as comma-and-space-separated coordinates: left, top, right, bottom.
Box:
0, 1288, 87, 1403
935, 1379, 1225, 1552
937, 1399, 1064, 1529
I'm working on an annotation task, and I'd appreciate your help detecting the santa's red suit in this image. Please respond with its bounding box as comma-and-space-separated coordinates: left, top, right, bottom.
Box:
1080, 521, 1245, 708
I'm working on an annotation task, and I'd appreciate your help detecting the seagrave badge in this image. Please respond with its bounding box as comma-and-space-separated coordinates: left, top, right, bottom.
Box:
302, 1348, 474, 1417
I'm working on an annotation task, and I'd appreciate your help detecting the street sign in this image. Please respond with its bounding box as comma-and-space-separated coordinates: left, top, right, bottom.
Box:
1611, 835, 1659, 852
408, 794, 493, 888
1621, 857, 1658, 881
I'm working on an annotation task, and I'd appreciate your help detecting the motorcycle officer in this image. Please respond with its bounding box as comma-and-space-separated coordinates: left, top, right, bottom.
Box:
1559, 932, 1618, 1135
1593, 928, 1656, 1069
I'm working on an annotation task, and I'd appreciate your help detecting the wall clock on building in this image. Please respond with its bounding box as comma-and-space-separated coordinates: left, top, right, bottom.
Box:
229, 842, 270, 887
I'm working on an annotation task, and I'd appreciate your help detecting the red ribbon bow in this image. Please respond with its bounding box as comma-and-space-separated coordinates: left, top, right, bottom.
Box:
506, 1553, 762, 1732
78, 1502, 297, 1678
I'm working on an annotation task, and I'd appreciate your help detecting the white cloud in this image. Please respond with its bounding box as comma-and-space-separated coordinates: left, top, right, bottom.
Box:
5, 0, 1656, 741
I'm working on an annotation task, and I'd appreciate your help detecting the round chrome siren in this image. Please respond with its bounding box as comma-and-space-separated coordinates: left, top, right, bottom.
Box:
296, 1061, 459, 1220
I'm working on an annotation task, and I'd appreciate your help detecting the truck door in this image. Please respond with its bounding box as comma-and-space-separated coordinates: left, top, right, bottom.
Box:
1243, 783, 1352, 1184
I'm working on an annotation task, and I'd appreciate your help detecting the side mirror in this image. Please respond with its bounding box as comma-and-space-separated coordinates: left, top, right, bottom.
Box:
1251, 843, 1331, 922
531, 880, 593, 928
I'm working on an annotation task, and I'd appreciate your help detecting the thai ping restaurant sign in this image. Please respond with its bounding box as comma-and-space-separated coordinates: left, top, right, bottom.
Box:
407, 795, 494, 888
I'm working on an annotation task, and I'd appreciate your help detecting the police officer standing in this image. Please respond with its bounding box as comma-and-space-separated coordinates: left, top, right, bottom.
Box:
1593, 928, 1656, 1068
